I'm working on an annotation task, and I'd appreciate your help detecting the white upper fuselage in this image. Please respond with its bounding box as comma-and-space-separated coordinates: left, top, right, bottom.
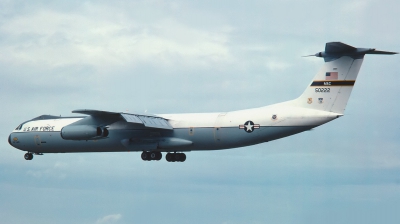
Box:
162, 102, 340, 129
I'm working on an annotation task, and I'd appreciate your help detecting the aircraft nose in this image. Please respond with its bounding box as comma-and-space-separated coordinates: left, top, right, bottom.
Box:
8, 134, 12, 145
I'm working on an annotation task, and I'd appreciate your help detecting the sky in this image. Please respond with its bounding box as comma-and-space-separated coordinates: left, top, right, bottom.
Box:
1, 0, 400, 223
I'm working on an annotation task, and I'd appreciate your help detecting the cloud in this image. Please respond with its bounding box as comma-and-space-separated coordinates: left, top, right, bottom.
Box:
96, 214, 122, 224
1, 1, 400, 224
0, 6, 233, 71
265, 59, 291, 71
25, 161, 69, 179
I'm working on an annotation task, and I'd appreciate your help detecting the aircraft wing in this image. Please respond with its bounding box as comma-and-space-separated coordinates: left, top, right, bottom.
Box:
72, 109, 173, 130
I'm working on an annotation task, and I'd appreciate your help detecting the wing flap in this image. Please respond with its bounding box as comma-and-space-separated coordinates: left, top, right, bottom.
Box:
120, 113, 173, 129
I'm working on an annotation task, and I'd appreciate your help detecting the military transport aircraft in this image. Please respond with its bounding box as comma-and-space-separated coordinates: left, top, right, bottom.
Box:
8, 42, 397, 162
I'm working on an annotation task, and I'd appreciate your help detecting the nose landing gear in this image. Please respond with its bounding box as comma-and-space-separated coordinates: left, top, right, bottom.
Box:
24, 153, 33, 160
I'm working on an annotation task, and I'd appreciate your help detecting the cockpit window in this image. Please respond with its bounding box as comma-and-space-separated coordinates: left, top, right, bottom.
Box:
15, 124, 23, 130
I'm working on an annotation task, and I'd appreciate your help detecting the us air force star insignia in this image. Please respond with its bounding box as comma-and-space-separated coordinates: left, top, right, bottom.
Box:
239, 121, 260, 133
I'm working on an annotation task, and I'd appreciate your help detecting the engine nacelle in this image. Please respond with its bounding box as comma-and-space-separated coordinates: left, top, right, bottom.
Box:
61, 125, 108, 140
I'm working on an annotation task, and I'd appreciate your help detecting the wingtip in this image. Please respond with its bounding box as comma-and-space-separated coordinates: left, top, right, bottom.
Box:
367, 50, 399, 55
72, 109, 88, 113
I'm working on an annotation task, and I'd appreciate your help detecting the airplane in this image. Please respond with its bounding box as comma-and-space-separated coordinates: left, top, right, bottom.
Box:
8, 42, 397, 162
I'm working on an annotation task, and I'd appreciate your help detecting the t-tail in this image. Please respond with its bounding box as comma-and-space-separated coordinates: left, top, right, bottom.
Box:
288, 42, 397, 114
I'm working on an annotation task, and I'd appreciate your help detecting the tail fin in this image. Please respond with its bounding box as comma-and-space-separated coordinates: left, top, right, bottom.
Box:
289, 42, 397, 114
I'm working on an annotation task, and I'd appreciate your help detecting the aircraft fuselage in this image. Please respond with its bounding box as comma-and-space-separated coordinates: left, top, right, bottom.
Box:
9, 104, 339, 154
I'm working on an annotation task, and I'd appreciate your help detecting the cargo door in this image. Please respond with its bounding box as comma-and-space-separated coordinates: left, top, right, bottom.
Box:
214, 113, 227, 142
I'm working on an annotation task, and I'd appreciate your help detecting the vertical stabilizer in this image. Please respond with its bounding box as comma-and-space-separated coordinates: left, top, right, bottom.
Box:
288, 42, 397, 114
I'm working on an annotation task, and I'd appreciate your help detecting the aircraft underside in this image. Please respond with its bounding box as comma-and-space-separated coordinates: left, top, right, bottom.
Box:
9, 125, 314, 162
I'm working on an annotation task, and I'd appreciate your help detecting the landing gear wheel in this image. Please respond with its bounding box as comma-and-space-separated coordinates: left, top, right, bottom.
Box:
180, 153, 186, 162
155, 152, 162, 160
174, 153, 181, 161
24, 153, 33, 160
141, 151, 150, 161
141, 151, 162, 161
175, 153, 186, 162
150, 152, 157, 160
166, 153, 186, 162
166, 153, 174, 162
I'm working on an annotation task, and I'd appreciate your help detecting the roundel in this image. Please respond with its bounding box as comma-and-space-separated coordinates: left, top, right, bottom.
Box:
239, 120, 260, 133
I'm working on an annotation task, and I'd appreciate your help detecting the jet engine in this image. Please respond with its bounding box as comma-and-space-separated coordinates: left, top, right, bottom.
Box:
61, 125, 108, 140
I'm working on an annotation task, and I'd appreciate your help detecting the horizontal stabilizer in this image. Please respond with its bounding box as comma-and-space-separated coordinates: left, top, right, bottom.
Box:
325, 42, 356, 54
365, 50, 398, 55
306, 42, 398, 62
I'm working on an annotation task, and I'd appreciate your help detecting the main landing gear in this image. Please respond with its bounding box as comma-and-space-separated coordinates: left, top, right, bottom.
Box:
165, 152, 186, 162
140, 151, 186, 162
141, 151, 162, 161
